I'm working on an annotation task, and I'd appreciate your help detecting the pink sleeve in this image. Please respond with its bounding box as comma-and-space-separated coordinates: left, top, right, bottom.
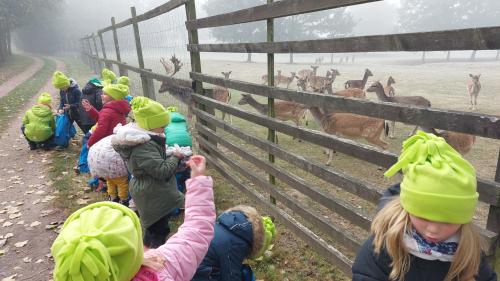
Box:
149, 176, 215, 281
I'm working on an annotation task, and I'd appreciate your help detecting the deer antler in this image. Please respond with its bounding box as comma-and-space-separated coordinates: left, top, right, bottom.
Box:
160, 57, 172, 75
170, 54, 183, 77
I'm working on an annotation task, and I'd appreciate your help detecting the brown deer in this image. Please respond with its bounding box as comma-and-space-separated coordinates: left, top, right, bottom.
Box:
384, 76, 396, 138
426, 128, 476, 155
213, 71, 233, 124
309, 70, 332, 92
466, 74, 481, 110
276, 72, 297, 89
344, 69, 373, 90
309, 106, 388, 166
158, 55, 194, 118
366, 81, 431, 137
261, 70, 282, 85
238, 94, 308, 142
297, 65, 319, 80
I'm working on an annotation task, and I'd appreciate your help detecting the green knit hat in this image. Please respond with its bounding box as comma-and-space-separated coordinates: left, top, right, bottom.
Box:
89, 78, 103, 88
256, 216, 276, 258
38, 92, 52, 104
131, 96, 170, 130
103, 84, 129, 100
117, 76, 129, 87
385, 131, 478, 224
51, 202, 143, 281
52, 71, 70, 89
102, 68, 117, 86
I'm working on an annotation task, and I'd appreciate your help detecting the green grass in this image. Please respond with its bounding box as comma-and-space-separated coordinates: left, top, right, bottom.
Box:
0, 54, 34, 85
0, 58, 54, 134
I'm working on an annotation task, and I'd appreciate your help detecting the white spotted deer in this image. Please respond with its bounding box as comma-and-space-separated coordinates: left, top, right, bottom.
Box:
213, 71, 233, 124
467, 74, 481, 110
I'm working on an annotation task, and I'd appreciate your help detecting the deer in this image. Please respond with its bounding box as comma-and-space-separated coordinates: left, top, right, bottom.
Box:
159, 55, 194, 118
384, 76, 397, 138
309, 70, 333, 93
238, 94, 308, 142
309, 106, 388, 166
297, 65, 319, 80
424, 128, 476, 155
466, 74, 481, 110
261, 70, 282, 85
366, 81, 431, 137
344, 68, 373, 90
276, 72, 297, 89
212, 71, 233, 124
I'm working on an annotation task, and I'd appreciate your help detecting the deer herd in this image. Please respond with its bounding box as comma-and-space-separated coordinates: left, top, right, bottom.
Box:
158, 56, 480, 165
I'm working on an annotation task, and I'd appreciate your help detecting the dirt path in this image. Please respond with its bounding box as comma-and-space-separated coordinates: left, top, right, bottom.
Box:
0, 57, 44, 99
0, 58, 66, 281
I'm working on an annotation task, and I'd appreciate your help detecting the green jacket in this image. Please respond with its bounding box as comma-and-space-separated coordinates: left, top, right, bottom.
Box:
112, 123, 184, 228
22, 104, 55, 142
165, 112, 192, 147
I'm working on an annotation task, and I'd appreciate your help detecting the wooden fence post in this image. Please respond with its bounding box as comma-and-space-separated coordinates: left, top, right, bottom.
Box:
98, 31, 112, 69
131, 6, 153, 98
488, 151, 500, 272
145, 68, 156, 100
267, 0, 277, 205
111, 17, 127, 76
92, 33, 103, 73
86, 37, 98, 74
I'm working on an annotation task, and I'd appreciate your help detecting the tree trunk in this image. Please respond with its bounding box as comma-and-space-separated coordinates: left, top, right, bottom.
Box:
496, 50, 500, 60
446, 50, 450, 61
421, 51, 426, 63
352, 54, 355, 63
470, 50, 477, 61
330, 53, 334, 64
289, 52, 294, 64
246, 53, 252, 63
7, 27, 11, 55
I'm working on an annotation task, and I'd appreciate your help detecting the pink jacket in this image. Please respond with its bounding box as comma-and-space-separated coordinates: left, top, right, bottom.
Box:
133, 176, 215, 281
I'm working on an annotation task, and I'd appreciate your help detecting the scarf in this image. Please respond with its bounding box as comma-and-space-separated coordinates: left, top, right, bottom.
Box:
403, 228, 459, 262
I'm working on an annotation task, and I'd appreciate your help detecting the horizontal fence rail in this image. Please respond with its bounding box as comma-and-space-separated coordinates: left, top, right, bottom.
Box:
185, 0, 380, 30
187, 26, 500, 53
190, 72, 500, 140
99, 0, 188, 34
191, 92, 500, 206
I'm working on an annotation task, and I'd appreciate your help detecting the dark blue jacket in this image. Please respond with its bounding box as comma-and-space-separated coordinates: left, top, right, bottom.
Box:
352, 184, 498, 281
192, 211, 253, 281
59, 79, 82, 122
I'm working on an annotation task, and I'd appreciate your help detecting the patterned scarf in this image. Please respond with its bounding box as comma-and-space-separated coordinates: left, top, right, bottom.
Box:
403, 228, 459, 262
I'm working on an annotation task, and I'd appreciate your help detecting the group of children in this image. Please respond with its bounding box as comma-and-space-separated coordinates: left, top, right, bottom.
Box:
21, 68, 497, 280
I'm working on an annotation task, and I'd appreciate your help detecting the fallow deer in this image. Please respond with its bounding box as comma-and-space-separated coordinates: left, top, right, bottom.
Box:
261, 70, 282, 85
158, 55, 193, 118
213, 71, 233, 124
384, 76, 396, 138
309, 106, 388, 166
425, 128, 476, 155
276, 72, 297, 89
467, 74, 481, 110
366, 81, 431, 137
309, 70, 332, 92
344, 69, 373, 90
297, 65, 319, 80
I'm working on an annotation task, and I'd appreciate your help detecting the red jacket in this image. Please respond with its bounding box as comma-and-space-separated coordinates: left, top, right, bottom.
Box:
87, 100, 130, 147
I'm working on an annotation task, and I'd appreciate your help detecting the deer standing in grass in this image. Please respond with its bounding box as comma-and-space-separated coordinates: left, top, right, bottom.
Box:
345, 69, 373, 90
277, 72, 297, 88
212, 71, 233, 124
467, 74, 481, 110
309, 106, 388, 166
238, 94, 308, 142
366, 81, 431, 137
159, 55, 194, 118
309, 70, 333, 92
261, 70, 282, 85
297, 65, 319, 80
384, 76, 397, 138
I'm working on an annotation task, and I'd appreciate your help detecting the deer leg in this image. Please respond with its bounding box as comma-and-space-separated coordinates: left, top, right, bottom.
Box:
326, 149, 333, 166
469, 95, 474, 110
390, 121, 396, 139
229, 114, 233, 125
221, 111, 226, 122
409, 125, 419, 137
474, 94, 478, 110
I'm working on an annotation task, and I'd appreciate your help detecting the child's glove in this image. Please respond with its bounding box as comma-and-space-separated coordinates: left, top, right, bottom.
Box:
166, 144, 193, 157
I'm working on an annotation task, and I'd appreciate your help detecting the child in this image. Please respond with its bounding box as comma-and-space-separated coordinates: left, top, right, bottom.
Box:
112, 97, 185, 248
79, 78, 103, 128
352, 131, 497, 281
82, 83, 130, 147
193, 205, 276, 281
52, 71, 88, 133
51, 155, 216, 281
21, 92, 56, 150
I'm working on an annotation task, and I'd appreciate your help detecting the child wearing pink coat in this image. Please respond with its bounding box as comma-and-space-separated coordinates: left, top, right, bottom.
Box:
51, 156, 216, 281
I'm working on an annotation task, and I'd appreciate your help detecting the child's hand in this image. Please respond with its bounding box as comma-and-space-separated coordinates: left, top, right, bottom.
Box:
173, 151, 184, 159
81, 99, 92, 112
58, 109, 64, 114
188, 155, 206, 178
63, 104, 70, 110
142, 254, 165, 271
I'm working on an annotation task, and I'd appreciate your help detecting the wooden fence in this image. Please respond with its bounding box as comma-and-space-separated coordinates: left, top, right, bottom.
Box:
80, 0, 500, 276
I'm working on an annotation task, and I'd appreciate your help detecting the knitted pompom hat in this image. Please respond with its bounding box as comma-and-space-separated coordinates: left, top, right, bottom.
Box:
385, 131, 478, 224
52, 71, 70, 89
117, 76, 130, 87
38, 92, 52, 104
103, 84, 129, 100
51, 202, 143, 281
130, 96, 170, 130
102, 68, 117, 86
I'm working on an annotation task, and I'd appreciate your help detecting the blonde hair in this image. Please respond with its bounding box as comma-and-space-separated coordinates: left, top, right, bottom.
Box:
372, 198, 482, 281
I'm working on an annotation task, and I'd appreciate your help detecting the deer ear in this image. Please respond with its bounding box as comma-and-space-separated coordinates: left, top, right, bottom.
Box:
469, 74, 473, 78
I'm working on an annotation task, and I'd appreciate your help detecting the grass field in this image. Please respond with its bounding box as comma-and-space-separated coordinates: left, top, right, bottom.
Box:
0, 54, 34, 85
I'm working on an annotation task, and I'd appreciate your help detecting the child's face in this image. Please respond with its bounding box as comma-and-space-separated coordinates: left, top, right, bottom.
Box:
102, 93, 113, 104
410, 215, 461, 243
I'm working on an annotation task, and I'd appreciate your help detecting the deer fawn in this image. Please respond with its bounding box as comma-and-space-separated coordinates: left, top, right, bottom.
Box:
467, 74, 481, 110
213, 71, 233, 124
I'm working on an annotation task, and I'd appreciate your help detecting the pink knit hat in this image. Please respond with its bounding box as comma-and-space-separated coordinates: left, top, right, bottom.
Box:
132, 266, 159, 281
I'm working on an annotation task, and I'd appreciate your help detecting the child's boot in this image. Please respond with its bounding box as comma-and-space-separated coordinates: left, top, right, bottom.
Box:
108, 196, 119, 203
119, 199, 129, 207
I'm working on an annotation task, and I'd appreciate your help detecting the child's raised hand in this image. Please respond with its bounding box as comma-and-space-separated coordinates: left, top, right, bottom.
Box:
188, 155, 206, 178
81, 99, 92, 112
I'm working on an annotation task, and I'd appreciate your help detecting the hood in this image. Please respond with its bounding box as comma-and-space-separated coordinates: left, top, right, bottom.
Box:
219, 205, 264, 258
111, 123, 152, 148
69, 78, 78, 88
104, 99, 131, 115
169, 112, 186, 123
31, 104, 53, 118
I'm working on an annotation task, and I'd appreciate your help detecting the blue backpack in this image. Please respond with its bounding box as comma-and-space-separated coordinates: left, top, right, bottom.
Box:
55, 114, 76, 148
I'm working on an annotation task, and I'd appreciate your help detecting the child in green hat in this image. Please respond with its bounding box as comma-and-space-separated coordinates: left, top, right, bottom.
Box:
112, 96, 185, 248
21, 92, 56, 150
52, 71, 87, 133
352, 131, 497, 281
